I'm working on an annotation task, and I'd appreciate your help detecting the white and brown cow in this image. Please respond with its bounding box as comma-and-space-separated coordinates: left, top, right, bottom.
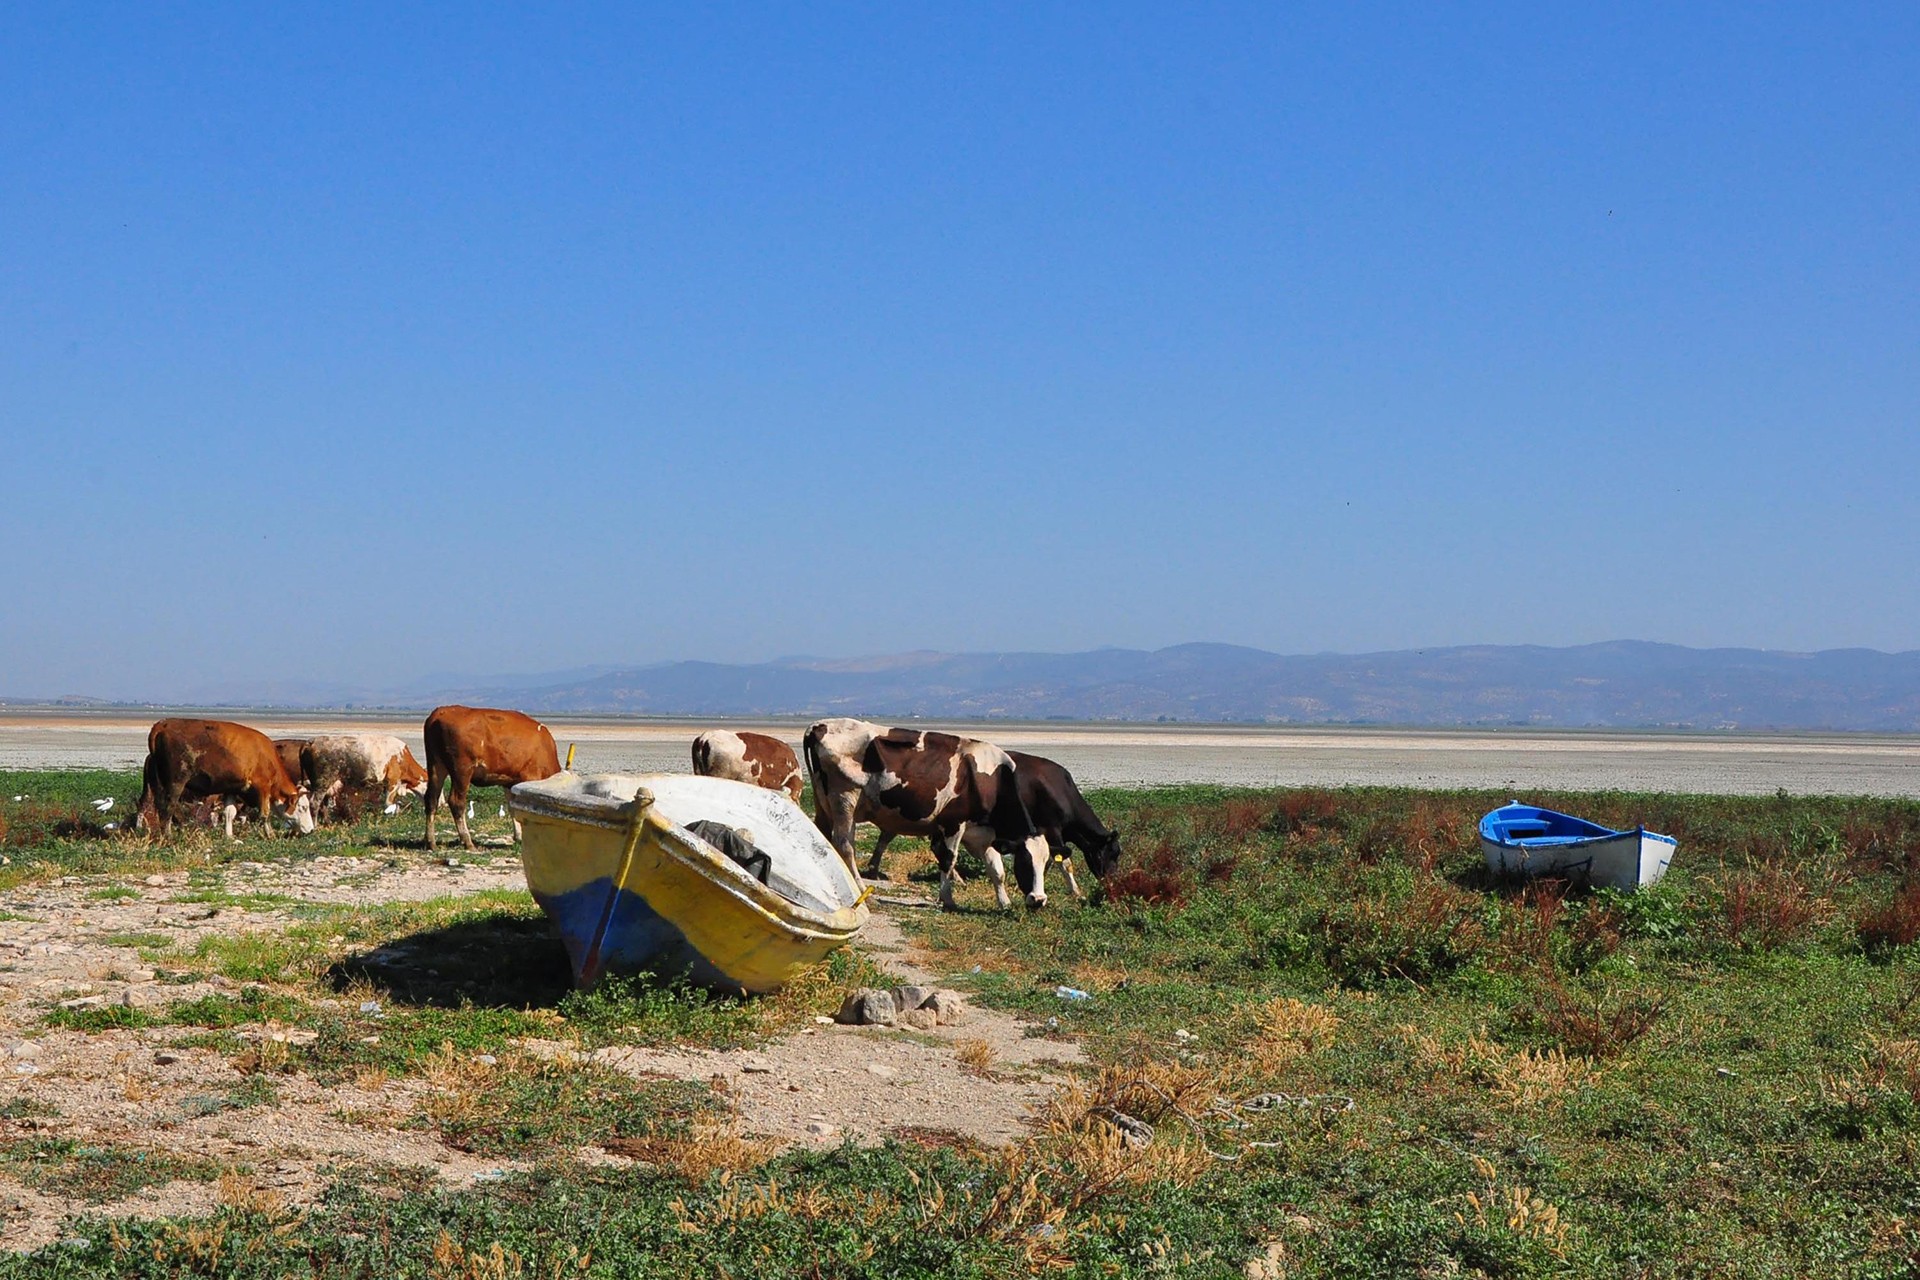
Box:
137, 719, 315, 841
301, 734, 430, 821
803, 718, 1051, 911
864, 749, 1123, 900
691, 730, 804, 804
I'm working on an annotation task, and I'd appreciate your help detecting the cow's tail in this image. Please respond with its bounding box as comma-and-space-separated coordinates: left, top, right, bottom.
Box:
801, 723, 832, 832
691, 733, 712, 777
136, 741, 164, 837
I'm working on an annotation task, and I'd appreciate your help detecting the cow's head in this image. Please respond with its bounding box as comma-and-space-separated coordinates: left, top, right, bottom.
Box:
388, 749, 430, 803
1084, 829, 1124, 878
1011, 834, 1050, 909
276, 787, 315, 835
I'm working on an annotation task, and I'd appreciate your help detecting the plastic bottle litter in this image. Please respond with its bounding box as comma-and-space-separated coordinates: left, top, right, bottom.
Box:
1054, 986, 1092, 1001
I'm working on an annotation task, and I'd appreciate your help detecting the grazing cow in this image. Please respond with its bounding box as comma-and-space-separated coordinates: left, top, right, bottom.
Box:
138, 719, 315, 841
690, 730, 804, 804
803, 718, 1050, 911
301, 734, 430, 821
862, 750, 1123, 899
423, 705, 562, 851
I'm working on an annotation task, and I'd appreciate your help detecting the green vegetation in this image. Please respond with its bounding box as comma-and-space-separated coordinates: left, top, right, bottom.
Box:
3, 774, 1919, 1276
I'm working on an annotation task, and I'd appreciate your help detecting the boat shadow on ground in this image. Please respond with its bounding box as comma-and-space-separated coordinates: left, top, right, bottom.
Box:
323, 913, 577, 1010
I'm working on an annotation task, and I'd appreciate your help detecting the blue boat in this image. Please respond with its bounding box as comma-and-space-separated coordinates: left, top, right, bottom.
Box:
1479, 802, 1676, 891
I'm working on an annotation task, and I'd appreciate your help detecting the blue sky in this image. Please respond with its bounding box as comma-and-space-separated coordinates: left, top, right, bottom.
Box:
2, 5, 1915, 699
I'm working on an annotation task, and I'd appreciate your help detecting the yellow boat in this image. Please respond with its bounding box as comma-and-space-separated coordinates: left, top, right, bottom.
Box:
509, 773, 868, 994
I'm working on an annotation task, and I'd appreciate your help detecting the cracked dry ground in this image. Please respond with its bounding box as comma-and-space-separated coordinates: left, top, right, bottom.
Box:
0, 854, 1082, 1251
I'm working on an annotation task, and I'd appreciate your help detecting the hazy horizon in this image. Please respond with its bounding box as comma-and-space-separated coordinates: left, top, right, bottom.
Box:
5, 8, 1915, 698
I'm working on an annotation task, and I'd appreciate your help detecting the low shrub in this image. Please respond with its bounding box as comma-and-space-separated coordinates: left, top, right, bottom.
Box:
1857, 878, 1920, 958
1322, 877, 1485, 987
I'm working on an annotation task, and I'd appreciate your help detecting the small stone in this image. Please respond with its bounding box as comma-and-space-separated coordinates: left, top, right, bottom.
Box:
126, 970, 156, 984
58, 994, 107, 1010
740, 1061, 773, 1074
900, 1007, 940, 1031
473, 1054, 497, 1066
154, 1052, 180, 1065
834, 988, 898, 1027
360, 1035, 381, 1044
889, 984, 935, 1013
864, 1063, 897, 1079
923, 990, 969, 1026
143, 875, 168, 887
805, 1120, 838, 1138
787, 1084, 802, 1092
9, 1041, 42, 1060
812, 1015, 834, 1025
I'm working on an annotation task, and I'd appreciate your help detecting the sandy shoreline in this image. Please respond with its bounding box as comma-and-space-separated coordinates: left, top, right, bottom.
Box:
4, 711, 1918, 796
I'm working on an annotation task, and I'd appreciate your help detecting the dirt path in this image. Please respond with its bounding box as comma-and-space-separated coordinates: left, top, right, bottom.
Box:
0, 858, 1078, 1250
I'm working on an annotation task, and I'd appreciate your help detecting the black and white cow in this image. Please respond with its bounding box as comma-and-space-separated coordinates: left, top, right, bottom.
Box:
803, 717, 1051, 910
861, 749, 1123, 899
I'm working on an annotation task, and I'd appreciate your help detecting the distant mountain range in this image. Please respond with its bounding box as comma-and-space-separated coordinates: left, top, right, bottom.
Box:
18, 641, 1920, 731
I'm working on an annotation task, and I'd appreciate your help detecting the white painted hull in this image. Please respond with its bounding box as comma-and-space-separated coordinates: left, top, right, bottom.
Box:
1480, 830, 1675, 892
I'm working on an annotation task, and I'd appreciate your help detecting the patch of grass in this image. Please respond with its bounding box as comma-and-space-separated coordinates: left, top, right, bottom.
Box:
414, 1048, 714, 1159
84, 884, 140, 901
0, 1137, 224, 1203
44, 1001, 158, 1032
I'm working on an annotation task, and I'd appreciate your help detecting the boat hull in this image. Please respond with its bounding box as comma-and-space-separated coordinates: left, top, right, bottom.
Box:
1480, 829, 1675, 892
512, 774, 867, 994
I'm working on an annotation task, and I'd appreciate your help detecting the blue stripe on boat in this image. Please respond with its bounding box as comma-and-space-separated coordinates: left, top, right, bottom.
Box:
533, 880, 736, 989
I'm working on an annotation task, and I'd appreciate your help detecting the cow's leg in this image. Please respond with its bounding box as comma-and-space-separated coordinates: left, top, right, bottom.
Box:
823, 793, 862, 880
424, 766, 445, 848
862, 832, 894, 880
934, 830, 963, 910
1053, 836, 1085, 900
450, 774, 476, 852
962, 824, 1012, 911
223, 798, 241, 842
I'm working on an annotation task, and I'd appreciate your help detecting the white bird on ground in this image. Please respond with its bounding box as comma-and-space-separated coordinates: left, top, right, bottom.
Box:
466, 800, 474, 819
91, 798, 113, 812
383, 803, 399, 816
498, 805, 506, 817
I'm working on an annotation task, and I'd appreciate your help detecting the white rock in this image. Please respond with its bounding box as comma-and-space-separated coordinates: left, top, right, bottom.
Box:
806, 1120, 839, 1138
864, 1063, 897, 1079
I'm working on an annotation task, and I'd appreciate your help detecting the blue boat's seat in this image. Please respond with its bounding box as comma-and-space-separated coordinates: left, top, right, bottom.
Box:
1510, 834, 1601, 846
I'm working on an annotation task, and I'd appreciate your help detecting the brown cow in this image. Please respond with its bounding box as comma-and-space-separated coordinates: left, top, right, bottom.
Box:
301, 734, 430, 821
423, 705, 562, 851
690, 730, 804, 804
138, 719, 315, 841
803, 717, 1050, 911
272, 738, 311, 787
